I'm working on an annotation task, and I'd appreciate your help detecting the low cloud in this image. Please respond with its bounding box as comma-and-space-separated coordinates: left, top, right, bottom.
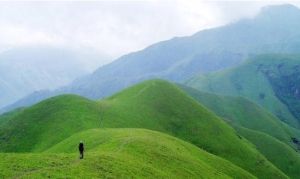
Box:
0, 0, 299, 61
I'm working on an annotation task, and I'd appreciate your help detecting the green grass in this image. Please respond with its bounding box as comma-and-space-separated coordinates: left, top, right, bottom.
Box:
98, 80, 288, 178
186, 54, 300, 127
180, 85, 300, 149
180, 85, 300, 178
236, 126, 300, 179
0, 79, 288, 178
0, 128, 256, 178
0, 107, 25, 126
0, 95, 101, 152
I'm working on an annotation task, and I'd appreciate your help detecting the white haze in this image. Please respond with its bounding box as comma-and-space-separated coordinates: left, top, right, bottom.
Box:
0, 0, 299, 65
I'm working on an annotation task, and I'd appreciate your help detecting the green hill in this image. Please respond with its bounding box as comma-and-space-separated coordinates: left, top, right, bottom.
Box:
179, 85, 300, 178
0, 95, 101, 152
180, 85, 300, 149
0, 128, 256, 178
186, 54, 300, 128
236, 127, 300, 179
0, 80, 287, 178
0, 107, 24, 126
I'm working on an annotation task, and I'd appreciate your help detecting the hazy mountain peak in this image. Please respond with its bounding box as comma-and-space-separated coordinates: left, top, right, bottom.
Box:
258, 4, 300, 18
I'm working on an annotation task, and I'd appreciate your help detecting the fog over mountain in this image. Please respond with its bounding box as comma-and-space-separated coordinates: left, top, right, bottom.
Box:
4, 3, 300, 113
1, 1, 300, 109
1, 1, 299, 59
0, 46, 108, 108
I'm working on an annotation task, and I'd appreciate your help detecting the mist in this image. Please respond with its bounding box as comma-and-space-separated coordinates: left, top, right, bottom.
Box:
1, 0, 299, 65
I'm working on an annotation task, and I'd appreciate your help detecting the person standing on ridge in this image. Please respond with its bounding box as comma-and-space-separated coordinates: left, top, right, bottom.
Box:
79, 141, 84, 159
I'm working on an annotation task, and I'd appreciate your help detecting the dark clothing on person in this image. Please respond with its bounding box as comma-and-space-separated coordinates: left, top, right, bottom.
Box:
79, 142, 84, 159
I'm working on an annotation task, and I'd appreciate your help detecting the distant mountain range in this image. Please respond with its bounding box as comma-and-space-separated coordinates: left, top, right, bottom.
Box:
3, 4, 300, 114
0, 46, 109, 109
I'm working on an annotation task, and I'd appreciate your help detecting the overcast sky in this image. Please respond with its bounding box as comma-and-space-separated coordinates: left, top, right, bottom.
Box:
0, 0, 300, 62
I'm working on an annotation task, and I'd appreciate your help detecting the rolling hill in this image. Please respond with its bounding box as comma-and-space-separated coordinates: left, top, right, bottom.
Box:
0, 129, 255, 178
180, 85, 300, 178
186, 54, 300, 128
0, 80, 287, 178
5, 4, 300, 113
236, 126, 300, 179
0, 107, 24, 126
180, 85, 300, 148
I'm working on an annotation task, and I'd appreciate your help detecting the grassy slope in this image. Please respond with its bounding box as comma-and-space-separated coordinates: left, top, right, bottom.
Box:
0, 95, 101, 152
0, 129, 256, 179
0, 80, 287, 178
97, 80, 286, 178
180, 85, 300, 178
186, 54, 300, 127
236, 126, 300, 179
0, 107, 25, 126
180, 85, 300, 148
